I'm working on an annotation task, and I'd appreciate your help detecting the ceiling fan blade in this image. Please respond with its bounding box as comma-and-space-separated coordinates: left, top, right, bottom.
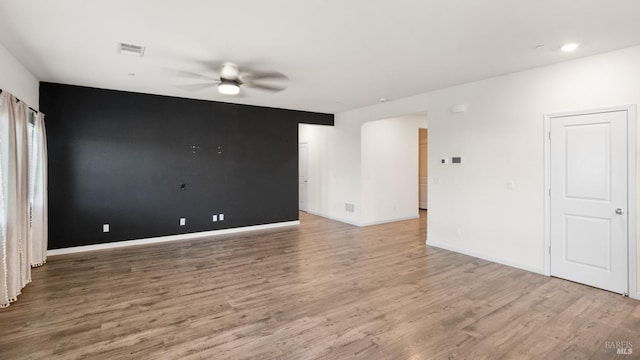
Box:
240, 70, 288, 82
196, 60, 243, 79
196, 60, 227, 72
245, 83, 287, 92
175, 82, 219, 91
171, 70, 218, 81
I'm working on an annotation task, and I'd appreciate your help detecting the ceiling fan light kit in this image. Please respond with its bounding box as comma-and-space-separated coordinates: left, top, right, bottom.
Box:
218, 79, 240, 95
175, 62, 287, 97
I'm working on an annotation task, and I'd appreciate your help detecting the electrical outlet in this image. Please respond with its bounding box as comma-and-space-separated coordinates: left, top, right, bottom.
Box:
219, 213, 225, 221
179, 218, 186, 226
212, 214, 218, 222
102, 224, 109, 233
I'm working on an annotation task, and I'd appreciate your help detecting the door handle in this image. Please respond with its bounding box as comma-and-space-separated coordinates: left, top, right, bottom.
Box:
615, 208, 625, 215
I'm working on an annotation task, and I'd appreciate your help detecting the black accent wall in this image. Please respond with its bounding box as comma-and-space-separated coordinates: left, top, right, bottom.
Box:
40, 83, 333, 249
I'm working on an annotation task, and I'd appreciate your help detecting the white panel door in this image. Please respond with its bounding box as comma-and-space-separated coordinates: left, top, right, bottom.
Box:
550, 110, 628, 294
298, 143, 308, 212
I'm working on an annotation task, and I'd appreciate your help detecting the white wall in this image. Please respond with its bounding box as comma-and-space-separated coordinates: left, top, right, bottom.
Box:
300, 112, 427, 226
304, 45, 640, 298
299, 94, 430, 225
426, 46, 640, 286
0, 43, 39, 108
299, 121, 363, 224
361, 114, 427, 225
299, 124, 333, 217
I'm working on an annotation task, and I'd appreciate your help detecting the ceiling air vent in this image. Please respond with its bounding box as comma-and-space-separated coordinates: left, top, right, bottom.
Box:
118, 42, 145, 57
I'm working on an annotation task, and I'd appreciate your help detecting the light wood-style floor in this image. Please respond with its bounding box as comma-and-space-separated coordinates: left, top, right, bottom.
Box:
1, 211, 639, 359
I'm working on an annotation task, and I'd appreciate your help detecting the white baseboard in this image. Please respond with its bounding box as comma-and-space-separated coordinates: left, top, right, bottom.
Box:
305, 210, 361, 226
359, 215, 419, 227
427, 240, 639, 299
426, 239, 544, 275
305, 210, 418, 227
47, 220, 300, 256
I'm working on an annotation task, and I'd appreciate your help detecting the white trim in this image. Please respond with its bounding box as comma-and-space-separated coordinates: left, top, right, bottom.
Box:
627, 105, 638, 299
305, 210, 418, 227
305, 210, 360, 226
544, 105, 638, 299
298, 142, 308, 212
359, 215, 420, 227
47, 221, 300, 256
426, 239, 544, 275
544, 112, 552, 276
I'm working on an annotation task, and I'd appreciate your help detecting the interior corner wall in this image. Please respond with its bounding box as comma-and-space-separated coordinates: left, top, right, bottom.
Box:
299, 96, 429, 226
41, 82, 333, 249
426, 45, 640, 280
0, 42, 39, 108
361, 114, 428, 225
298, 118, 364, 225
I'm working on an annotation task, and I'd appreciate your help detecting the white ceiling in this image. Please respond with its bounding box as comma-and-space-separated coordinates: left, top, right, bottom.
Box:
1, 0, 640, 114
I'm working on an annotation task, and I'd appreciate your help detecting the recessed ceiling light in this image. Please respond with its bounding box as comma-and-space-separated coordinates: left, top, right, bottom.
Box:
128, 73, 136, 76
379, 98, 387, 103
561, 43, 579, 52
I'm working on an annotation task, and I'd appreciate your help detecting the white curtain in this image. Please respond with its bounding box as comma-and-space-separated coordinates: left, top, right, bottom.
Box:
30, 112, 48, 266
0, 90, 46, 308
15, 98, 31, 289
0, 92, 8, 307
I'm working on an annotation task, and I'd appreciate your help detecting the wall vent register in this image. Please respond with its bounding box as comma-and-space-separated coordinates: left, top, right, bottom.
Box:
118, 42, 145, 57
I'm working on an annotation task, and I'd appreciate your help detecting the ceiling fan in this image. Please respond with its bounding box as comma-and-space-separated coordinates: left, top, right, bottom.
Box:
175, 62, 288, 96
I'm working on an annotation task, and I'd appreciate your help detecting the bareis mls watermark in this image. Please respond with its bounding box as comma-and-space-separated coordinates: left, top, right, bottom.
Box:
605, 341, 633, 355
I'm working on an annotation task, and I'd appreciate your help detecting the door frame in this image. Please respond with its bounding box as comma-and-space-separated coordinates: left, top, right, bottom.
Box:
544, 105, 637, 299
418, 128, 428, 210
298, 142, 308, 212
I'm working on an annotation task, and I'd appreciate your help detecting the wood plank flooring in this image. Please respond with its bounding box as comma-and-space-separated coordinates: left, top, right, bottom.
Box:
1, 211, 638, 359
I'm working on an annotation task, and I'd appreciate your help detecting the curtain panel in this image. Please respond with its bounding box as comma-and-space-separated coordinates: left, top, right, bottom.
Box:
30, 112, 48, 267
0, 91, 47, 308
